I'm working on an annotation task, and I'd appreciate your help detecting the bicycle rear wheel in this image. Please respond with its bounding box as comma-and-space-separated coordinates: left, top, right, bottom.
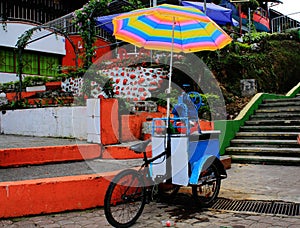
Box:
192, 164, 221, 207
104, 169, 146, 227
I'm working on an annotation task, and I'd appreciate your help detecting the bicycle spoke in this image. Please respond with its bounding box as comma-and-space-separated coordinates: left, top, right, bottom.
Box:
104, 169, 146, 227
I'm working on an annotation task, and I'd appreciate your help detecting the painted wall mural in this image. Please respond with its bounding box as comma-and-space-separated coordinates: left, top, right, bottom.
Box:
61, 67, 169, 101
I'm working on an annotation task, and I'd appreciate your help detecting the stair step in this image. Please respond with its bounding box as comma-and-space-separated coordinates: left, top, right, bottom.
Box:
226, 146, 300, 155
231, 139, 298, 148
256, 107, 300, 113
236, 132, 299, 139
231, 155, 300, 166
0, 158, 142, 182
263, 97, 300, 103
251, 113, 300, 119
240, 125, 300, 132
260, 102, 300, 108
245, 119, 300, 125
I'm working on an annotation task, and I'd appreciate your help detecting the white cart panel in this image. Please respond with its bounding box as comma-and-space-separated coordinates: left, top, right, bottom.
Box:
151, 136, 189, 186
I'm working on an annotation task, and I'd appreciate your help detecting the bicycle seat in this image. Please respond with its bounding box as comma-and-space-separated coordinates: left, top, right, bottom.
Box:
130, 139, 151, 154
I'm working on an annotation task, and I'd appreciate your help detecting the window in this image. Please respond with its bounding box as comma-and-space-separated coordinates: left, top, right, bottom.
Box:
40, 55, 60, 76
0, 48, 60, 77
0, 49, 15, 73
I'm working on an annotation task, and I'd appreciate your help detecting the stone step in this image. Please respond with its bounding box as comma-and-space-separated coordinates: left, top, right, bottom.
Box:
235, 131, 299, 140
230, 95, 300, 166
245, 119, 300, 126
231, 155, 300, 166
226, 146, 300, 157
263, 97, 300, 103
256, 107, 300, 113
240, 125, 300, 132
260, 101, 300, 108
230, 139, 299, 148
0, 158, 142, 182
250, 112, 300, 120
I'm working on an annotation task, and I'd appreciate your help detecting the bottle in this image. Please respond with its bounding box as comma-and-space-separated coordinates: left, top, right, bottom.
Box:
161, 220, 176, 227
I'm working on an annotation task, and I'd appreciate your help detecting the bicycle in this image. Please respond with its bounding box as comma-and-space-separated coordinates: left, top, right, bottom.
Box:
104, 125, 226, 227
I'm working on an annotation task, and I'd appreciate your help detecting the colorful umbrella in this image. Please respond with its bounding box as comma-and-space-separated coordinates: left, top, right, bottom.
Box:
112, 3, 232, 118
112, 4, 232, 53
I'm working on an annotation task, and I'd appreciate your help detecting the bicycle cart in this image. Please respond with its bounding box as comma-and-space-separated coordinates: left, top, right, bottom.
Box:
104, 91, 227, 227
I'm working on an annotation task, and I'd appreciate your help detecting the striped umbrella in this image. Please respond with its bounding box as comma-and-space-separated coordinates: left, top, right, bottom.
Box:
112, 4, 232, 53
112, 3, 232, 118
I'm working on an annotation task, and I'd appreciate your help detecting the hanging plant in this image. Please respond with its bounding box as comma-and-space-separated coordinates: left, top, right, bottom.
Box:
72, 0, 111, 69
72, 0, 142, 69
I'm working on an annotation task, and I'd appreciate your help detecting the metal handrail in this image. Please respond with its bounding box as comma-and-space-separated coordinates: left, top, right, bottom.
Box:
271, 12, 300, 33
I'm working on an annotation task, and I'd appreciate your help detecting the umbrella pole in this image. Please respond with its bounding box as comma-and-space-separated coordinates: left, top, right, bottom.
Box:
166, 17, 175, 122
165, 17, 175, 184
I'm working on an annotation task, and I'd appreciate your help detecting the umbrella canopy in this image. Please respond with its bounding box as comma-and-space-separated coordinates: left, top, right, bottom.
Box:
112, 4, 232, 53
181, 1, 238, 26
112, 4, 232, 120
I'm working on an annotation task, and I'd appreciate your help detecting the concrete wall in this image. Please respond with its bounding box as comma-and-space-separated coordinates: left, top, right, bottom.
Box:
1, 22, 66, 55
0, 107, 87, 139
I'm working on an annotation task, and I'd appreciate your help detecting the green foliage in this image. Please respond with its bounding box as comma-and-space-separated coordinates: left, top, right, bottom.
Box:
117, 97, 132, 115
73, 0, 111, 68
147, 89, 180, 108
241, 0, 259, 13
198, 93, 221, 120
1, 20, 7, 31
16, 29, 35, 49
243, 32, 270, 43
8, 99, 31, 109
73, 0, 143, 69
0, 75, 65, 92
199, 32, 300, 100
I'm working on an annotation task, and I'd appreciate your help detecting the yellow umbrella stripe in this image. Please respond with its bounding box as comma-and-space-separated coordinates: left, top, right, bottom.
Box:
123, 19, 225, 40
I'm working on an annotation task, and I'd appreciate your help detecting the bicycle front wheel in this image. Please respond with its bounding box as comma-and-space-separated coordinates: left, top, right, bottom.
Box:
104, 169, 146, 227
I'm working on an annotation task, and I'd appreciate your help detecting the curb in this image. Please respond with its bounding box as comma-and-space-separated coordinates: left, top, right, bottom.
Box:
0, 156, 231, 218
0, 144, 102, 167
0, 171, 115, 218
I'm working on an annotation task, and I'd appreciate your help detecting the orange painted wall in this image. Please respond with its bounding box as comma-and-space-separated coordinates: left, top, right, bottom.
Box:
0, 172, 116, 218
121, 112, 165, 142
100, 98, 119, 145
6, 92, 38, 101
121, 115, 142, 142
62, 35, 112, 69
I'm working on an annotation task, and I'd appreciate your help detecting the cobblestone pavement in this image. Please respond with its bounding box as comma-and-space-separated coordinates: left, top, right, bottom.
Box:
1, 201, 300, 228
1, 163, 300, 227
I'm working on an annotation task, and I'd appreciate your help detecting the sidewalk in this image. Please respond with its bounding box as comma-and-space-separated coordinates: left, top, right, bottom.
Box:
0, 163, 299, 227
0, 134, 85, 149
0, 135, 300, 227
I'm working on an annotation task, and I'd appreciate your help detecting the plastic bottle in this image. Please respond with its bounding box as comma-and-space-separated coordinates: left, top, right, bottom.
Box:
161, 220, 176, 227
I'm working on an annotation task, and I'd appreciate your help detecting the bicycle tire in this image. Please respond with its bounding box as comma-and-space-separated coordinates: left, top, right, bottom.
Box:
192, 164, 221, 207
104, 169, 146, 227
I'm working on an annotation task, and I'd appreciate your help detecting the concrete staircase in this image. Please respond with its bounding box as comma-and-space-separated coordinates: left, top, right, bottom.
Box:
226, 96, 300, 165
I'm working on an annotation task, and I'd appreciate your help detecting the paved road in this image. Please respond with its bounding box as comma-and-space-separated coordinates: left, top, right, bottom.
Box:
1, 163, 300, 227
